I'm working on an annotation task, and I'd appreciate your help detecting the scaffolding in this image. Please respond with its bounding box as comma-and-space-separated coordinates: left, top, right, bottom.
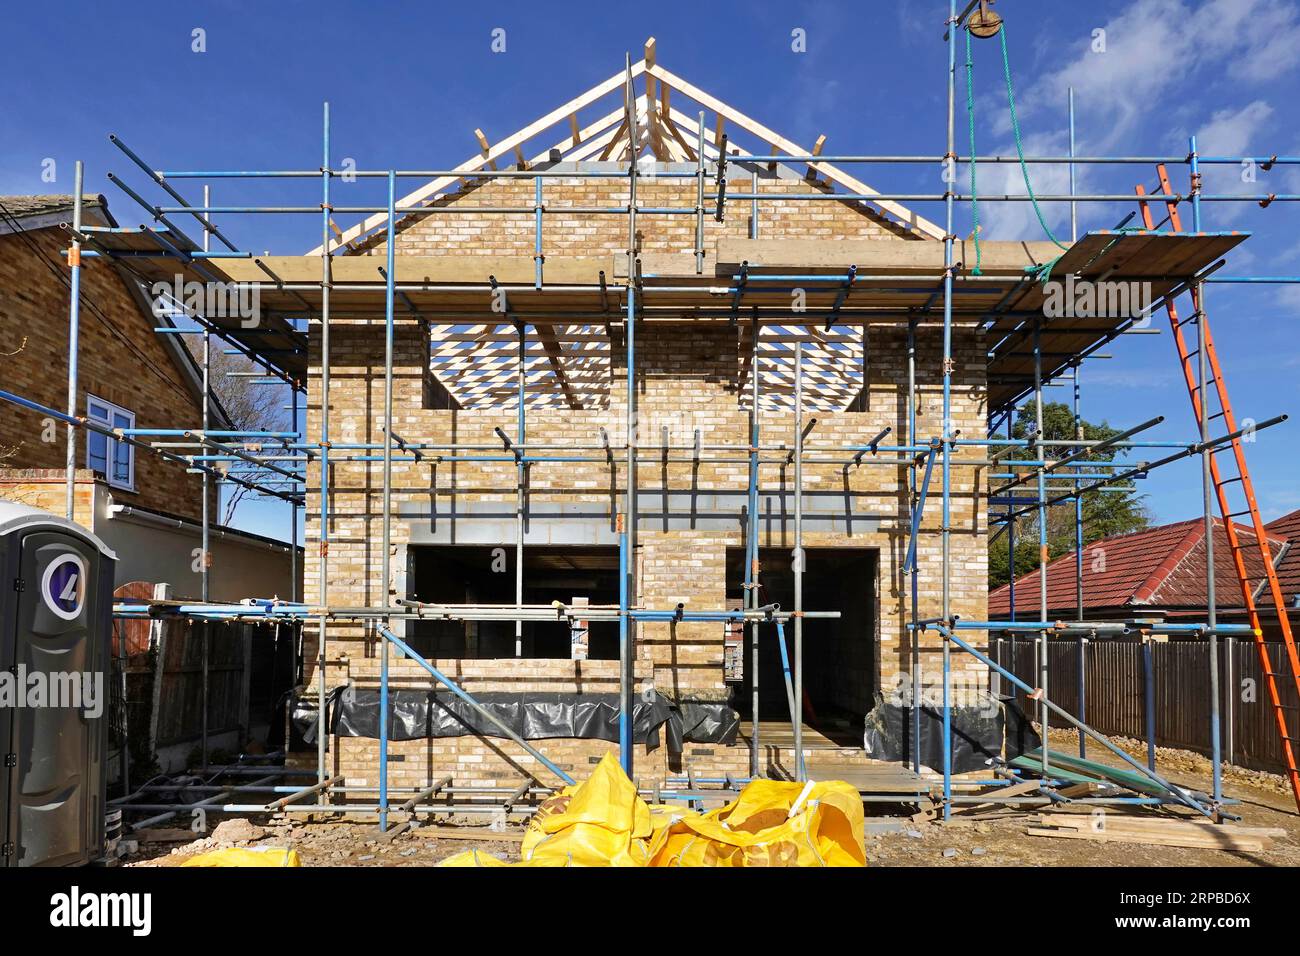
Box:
5, 2, 1299, 831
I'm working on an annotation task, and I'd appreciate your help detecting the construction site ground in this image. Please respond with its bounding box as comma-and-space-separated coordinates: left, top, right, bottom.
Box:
120, 729, 1298, 868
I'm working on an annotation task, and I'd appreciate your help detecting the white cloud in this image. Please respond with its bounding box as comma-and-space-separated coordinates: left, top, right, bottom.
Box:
973, 129, 1080, 241
1193, 100, 1276, 194
1269, 237, 1300, 264
1197, 100, 1274, 156
1279, 141, 1300, 194
966, 2, 1297, 239
1260, 483, 1300, 520
1228, 245, 1258, 269
1007, 0, 1300, 153
1201, 0, 1300, 82
1275, 282, 1300, 312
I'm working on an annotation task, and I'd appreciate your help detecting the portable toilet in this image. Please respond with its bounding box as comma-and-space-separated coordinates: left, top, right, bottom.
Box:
0, 500, 116, 866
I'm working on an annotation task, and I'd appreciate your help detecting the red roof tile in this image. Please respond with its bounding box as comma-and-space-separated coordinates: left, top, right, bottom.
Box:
988, 517, 1285, 619
1262, 509, 1300, 610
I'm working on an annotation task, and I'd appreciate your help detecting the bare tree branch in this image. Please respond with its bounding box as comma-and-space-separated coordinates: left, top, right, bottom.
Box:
183, 336, 292, 524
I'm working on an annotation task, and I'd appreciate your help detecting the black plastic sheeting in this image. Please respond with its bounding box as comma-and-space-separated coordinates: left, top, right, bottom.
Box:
861, 692, 1040, 774
292, 686, 739, 755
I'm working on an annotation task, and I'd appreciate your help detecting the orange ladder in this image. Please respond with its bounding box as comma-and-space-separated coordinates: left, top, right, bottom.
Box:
1136, 164, 1300, 812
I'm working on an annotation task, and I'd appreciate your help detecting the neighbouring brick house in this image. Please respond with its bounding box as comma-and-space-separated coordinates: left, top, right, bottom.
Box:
297, 69, 993, 791
989, 511, 1298, 641
0, 194, 298, 600
988, 512, 1300, 774
0, 194, 301, 769
0, 195, 209, 534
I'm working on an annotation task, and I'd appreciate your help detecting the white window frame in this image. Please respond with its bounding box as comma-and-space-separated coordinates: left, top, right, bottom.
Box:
85, 394, 136, 492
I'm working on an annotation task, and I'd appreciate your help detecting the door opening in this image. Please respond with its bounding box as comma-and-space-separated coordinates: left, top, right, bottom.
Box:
726, 547, 877, 746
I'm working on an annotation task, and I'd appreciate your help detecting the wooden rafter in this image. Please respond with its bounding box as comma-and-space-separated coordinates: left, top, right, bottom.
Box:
316, 43, 937, 252
806, 134, 826, 182
599, 118, 628, 161
532, 324, 581, 409
427, 310, 868, 413
647, 62, 945, 239
428, 320, 613, 410
474, 129, 497, 171
311, 59, 650, 254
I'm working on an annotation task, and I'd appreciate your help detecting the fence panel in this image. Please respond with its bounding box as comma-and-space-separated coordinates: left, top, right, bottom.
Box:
988, 636, 1295, 775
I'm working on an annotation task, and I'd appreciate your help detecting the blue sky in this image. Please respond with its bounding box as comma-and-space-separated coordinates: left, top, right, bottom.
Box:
4, 0, 1298, 541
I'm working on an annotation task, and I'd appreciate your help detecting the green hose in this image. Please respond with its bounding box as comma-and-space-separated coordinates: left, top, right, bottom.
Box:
999, 25, 1070, 257
965, 26, 982, 275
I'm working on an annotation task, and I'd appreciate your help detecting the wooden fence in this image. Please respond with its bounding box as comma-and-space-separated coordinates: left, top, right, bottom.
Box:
109, 582, 253, 785
991, 636, 1299, 775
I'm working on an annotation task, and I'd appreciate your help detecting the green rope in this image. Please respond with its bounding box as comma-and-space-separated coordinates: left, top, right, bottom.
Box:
998, 25, 1070, 259
965, 26, 982, 275
1033, 253, 1064, 287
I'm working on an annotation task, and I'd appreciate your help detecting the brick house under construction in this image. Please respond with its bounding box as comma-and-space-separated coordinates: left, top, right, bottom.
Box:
239, 48, 1238, 793
285, 56, 1004, 792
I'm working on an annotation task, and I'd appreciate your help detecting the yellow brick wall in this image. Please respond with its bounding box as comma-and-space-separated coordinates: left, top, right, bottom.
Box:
356, 172, 916, 261
322, 736, 754, 792
0, 468, 99, 526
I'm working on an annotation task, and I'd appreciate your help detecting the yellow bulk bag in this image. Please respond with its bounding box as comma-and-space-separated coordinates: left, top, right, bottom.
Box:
435, 750, 867, 867
519, 752, 654, 866
647, 779, 866, 867
181, 846, 301, 867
